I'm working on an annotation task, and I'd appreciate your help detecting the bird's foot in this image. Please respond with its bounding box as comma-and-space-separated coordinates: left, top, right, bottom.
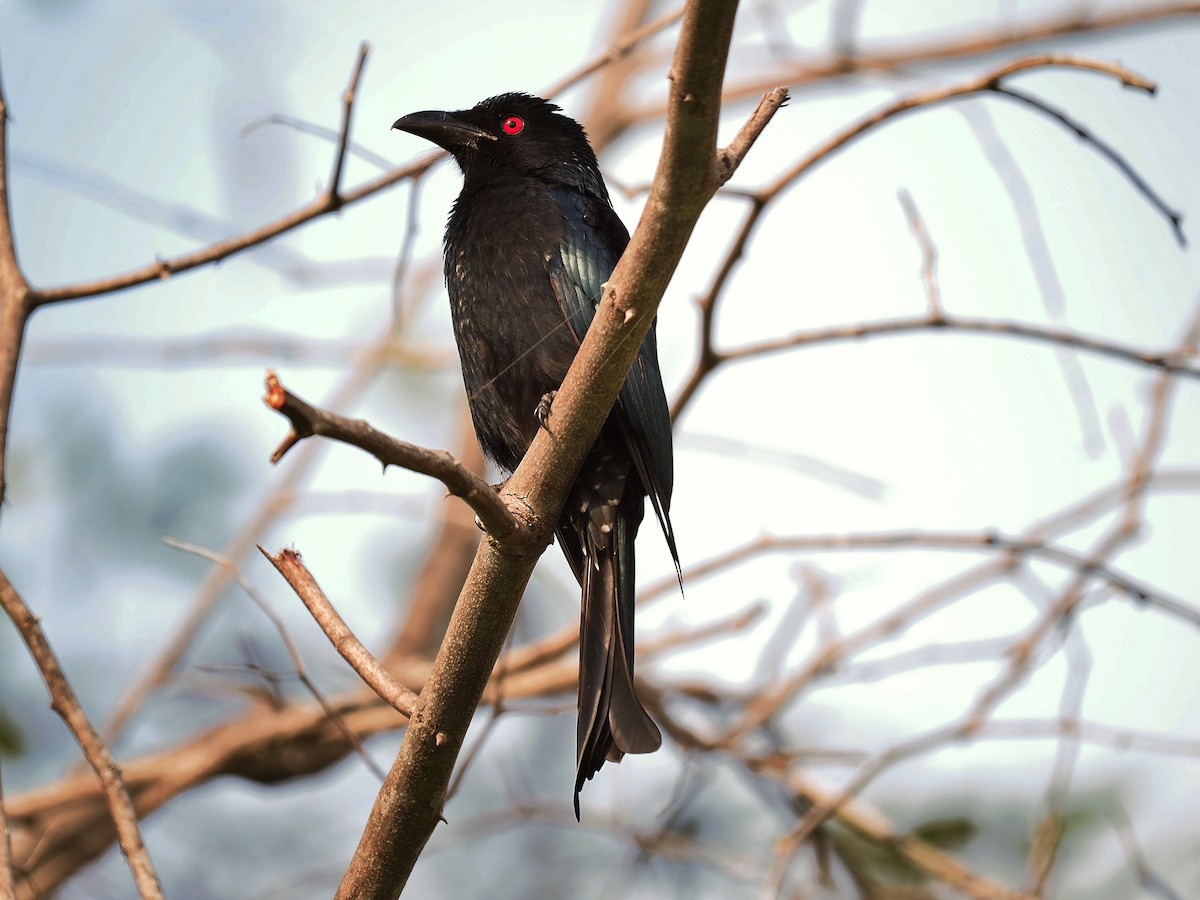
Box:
535, 391, 557, 431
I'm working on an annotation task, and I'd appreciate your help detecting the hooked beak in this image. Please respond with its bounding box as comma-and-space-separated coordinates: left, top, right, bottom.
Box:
391, 110, 496, 151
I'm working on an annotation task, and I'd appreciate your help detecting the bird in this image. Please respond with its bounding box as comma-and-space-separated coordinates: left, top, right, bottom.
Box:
393, 93, 679, 817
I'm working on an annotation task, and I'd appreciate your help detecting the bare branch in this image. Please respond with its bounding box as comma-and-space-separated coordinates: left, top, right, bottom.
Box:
260, 545, 419, 716
761, 763, 1035, 900
542, 5, 685, 99
100, 328, 413, 745
760, 311, 1194, 879
24, 46, 422, 307
715, 86, 790, 184
263, 369, 520, 543
1113, 810, 1187, 900
242, 115, 395, 171
328, 42, 370, 204
898, 189, 943, 319
713, 3, 1198, 110
0, 568, 164, 900
672, 54, 1171, 419
993, 83, 1185, 245
163, 536, 388, 780
759, 54, 1156, 202
976, 718, 1200, 757
958, 100, 1108, 451
721, 310, 1200, 380
696, 530, 1195, 624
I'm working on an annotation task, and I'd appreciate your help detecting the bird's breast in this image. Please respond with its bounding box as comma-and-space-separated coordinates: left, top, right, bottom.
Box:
443, 186, 581, 470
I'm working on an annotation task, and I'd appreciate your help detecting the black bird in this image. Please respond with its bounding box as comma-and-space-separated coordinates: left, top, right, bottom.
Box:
393, 93, 679, 816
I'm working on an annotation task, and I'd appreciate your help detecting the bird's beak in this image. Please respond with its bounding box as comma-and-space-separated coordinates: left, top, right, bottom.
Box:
391, 110, 496, 151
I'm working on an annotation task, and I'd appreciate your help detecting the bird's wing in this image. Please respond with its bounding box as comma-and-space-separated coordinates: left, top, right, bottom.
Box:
546, 188, 680, 574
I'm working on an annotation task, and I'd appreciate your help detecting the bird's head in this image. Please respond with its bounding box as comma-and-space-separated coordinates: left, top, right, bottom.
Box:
392, 92, 604, 190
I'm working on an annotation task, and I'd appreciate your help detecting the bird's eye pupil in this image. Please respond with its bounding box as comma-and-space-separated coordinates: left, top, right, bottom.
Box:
502, 116, 524, 135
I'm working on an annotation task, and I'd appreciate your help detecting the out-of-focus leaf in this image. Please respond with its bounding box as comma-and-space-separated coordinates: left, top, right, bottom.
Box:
0, 702, 25, 754
910, 816, 977, 851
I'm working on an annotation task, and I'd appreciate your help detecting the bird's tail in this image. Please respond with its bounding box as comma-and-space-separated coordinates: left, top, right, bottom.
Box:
571, 452, 662, 819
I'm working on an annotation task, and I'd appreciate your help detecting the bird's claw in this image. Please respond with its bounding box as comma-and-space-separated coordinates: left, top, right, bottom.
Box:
535, 391, 557, 431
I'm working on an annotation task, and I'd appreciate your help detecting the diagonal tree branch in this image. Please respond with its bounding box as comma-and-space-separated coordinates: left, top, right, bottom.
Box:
328, 43, 369, 205
260, 545, 419, 716
0, 568, 164, 900
330, 3, 786, 896
25, 46, 390, 308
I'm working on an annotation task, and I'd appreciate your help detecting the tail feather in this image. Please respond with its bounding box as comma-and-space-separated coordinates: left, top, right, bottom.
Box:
571, 452, 661, 819
606, 512, 661, 755
575, 547, 615, 812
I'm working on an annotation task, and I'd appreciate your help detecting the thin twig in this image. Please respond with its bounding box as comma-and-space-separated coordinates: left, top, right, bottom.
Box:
715, 87, 790, 184
1025, 626, 1091, 893
960, 101, 1105, 454
705, 530, 1193, 623
994, 84, 1185, 245
328, 43, 370, 204
898, 190, 942, 319
1113, 810, 1186, 900
163, 536, 389, 780
241, 115, 395, 171
763, 305, 1198, 880
390, 171, 426, 331
713, 3, 1200, 111
542, 5, 686, 98
758, 761, 1034, 900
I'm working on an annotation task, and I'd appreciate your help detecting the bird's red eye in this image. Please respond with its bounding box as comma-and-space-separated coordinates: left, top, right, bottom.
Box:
501, 115, 524, 135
